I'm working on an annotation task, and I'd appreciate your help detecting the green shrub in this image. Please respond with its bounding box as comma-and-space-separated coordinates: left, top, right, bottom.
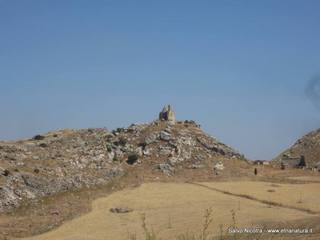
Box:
106, 144, 113, 152
127, 154, 139, 165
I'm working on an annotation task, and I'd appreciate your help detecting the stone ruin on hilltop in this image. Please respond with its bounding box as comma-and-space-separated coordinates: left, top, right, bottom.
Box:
159, 105, 176, 122
0, 104, 246, 213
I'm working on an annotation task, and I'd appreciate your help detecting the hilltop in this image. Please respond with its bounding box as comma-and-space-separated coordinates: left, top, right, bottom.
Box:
1, 107, 320, 240
0, 106, 247, 213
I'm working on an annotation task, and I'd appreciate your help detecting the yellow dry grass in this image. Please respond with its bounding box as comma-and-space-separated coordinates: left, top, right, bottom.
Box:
288, 176, 320, 182
201, 181, 320, 212
19, 182, 315, 240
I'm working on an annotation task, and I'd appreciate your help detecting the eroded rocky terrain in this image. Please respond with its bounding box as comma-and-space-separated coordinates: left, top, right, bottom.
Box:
274, 128, 320, 168
0, 119, 245, 213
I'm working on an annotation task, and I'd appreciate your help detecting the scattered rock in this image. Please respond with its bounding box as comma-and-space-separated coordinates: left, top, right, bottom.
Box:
214, 161, 224, 171
50, 210, 60, 215
189, 164, 204, 169
110, 207, 133, 214
184, 120, 200, 127
158, 163, 174, 176
159, 146, 173, 156
0, 108, 245, 213
168, 157, 179, 166
274, 128, 320, 168
145, 133, 158, 145
160, 131, 171, 141
114, 137, 127, 146
0, 168, 10, 177
39, 143, 48, 148
135, 147, 143, 157
143, 148, 151, 156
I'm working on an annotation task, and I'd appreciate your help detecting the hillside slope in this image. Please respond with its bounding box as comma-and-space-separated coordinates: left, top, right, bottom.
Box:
274, 128, 320, 168
0, 119, 246, 213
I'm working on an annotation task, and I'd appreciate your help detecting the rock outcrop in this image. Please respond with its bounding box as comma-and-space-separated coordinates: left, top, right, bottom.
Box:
274, 128, 320, 168
0, 109, 246, 213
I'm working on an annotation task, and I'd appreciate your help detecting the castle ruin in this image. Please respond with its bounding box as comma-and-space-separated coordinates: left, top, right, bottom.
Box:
159, 105, 176, 122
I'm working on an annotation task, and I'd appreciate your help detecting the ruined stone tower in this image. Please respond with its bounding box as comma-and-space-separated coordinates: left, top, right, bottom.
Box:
159, 105, 176, 122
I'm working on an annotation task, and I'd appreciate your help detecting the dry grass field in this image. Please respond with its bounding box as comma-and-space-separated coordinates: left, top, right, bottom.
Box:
288, 176, 320, 182
18, 180, 319, 240
200, 181, 320, 213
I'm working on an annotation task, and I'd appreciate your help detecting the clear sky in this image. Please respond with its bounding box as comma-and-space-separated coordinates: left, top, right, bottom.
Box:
0, 0, 320, 160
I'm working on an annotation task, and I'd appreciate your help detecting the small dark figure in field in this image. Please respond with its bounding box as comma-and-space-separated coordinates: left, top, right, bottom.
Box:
254, 168, 258, 175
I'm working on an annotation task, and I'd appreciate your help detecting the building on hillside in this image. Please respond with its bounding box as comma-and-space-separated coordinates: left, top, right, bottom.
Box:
253, 160, 263, 165
253, 160, 270, 166
280, 154, 306, 169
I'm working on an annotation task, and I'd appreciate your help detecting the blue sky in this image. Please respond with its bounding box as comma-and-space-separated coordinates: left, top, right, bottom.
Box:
0, 0, 319, 160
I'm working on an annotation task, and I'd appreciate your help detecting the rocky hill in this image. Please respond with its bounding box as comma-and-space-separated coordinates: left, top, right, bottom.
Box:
0, 106, 246, 213
274, 128, 320, 168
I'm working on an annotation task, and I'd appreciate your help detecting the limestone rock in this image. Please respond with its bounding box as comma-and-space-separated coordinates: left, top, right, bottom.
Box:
160, 131, 171, 141
214, 161, 224, 170
145, 133, 158, 145
273, 128, 320, 168
0, 107, 246, 213
158, 163, 174, 176
110, 207, 133, 213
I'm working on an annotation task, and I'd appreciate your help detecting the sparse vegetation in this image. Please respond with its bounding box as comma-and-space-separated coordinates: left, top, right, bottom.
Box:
297, 192, 303, 204
127, 153, 139, 165
106, 143, 113, 152
130, 208, 215, 240
127, 208, 274, 240
167, 214, 172, 229
138, 142, 147, 149
6, 181, 320, 240
128, 233, 137, 240
140, 213, 159, 240
267, 189, 275, 193
2, 119, 320, 240
32, 134, 45, 140
119, 137, 128, 146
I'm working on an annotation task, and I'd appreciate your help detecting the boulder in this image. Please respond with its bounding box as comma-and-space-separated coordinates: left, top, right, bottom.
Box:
214, 161, 224, 170
158, 163, 174, 176
145, 133, 158, 145
143, 147, 151, 156
159, 146, 173, 155
110, 207, 133, 214
160, 131, 171, 141
135, 147, 143, 157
